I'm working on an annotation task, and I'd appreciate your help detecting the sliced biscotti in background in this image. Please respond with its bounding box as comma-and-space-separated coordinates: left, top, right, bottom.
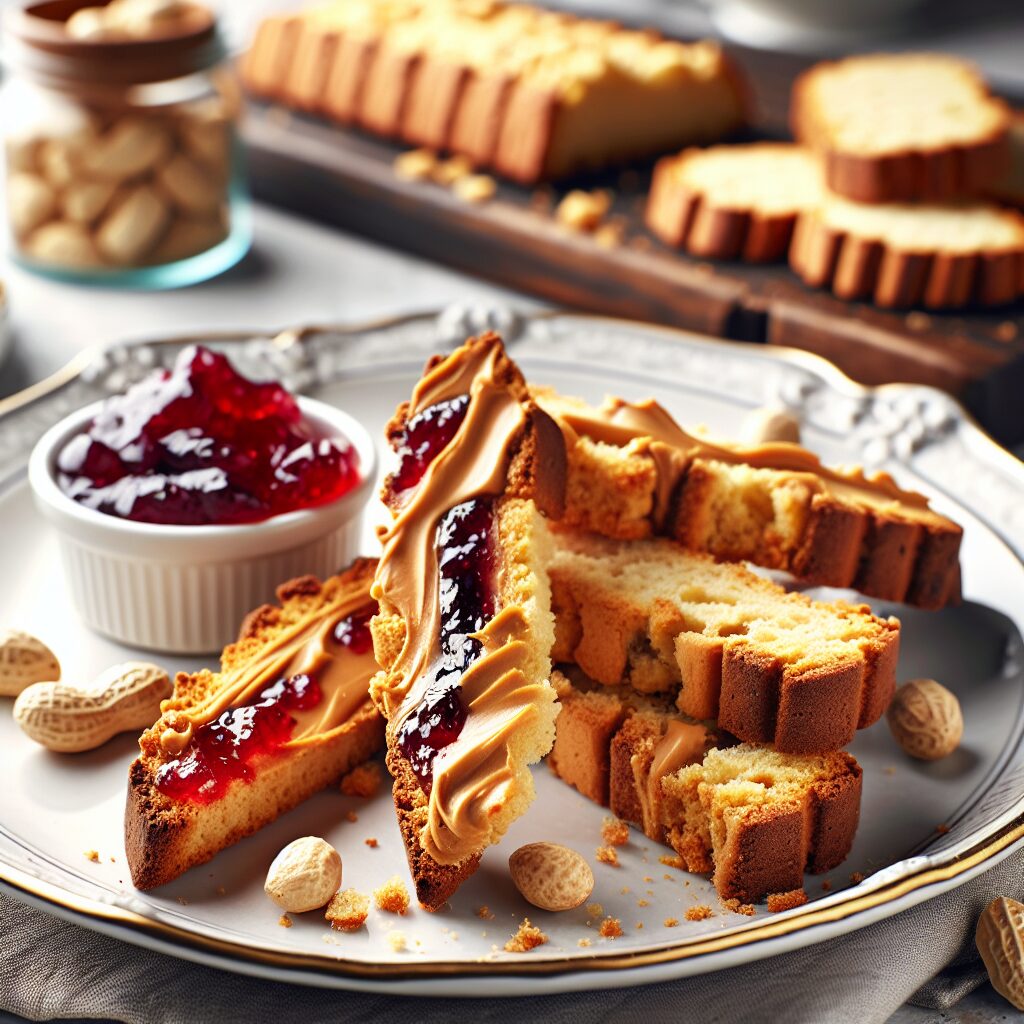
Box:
535, 389, 963, 608
126, 560, 384, 890
790, 192, 1024, 308
791, 53, 1011, 203
550, 531, 899, 752
369, 332, 567, 910
549, 671, 862, 903
646, 143, 821, 261
241, 0, 745, 183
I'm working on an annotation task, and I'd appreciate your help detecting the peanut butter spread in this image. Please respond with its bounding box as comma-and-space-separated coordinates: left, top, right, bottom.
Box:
534, 390, 954, 528
371, 336, 556, 865
637, 719, 709, 839
156, 587, 378, 758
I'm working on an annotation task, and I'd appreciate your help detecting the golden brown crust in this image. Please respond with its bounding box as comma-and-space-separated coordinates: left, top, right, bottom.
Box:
125, 560, 384, 890
789, 207, 1024, 309
791, 56, 1011, 204
646, 145, 811, 262
550, 675, 861, 903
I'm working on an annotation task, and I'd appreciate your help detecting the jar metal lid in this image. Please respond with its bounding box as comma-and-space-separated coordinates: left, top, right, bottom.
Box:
4, 0, 227, 85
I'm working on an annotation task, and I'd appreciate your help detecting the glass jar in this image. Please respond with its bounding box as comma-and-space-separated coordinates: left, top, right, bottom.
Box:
1, 0, 251, 288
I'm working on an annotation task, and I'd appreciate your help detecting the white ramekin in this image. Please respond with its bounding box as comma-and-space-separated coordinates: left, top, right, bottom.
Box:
28, 396, 377, 654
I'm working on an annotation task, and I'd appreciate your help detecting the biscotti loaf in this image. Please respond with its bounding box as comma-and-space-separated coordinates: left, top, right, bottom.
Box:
646, 143, 821, 261
550, 530, 899, 752
549, 671, 861, 903
790, 191, 1024, 308
126, 560, 384, 890
535, 389, 962, 608
370, 332, 568, 910
241, 0, 745, 183
792, 53, 1011, 203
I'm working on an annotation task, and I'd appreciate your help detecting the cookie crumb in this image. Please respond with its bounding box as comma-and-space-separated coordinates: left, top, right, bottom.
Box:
364, 838, 379, 848
84, 849, 99, 863
387, 931, 407, 953
393, 148, 437, 181
721, 898, 755, 917
659, 854, 686, 871
935, 823, 951, 835
586, 902, 604, 918
504, 918, 548, 953
601, 816, 630, 847
883, 766, 897, 776
663, 917, 679, 927
374, 876, 410, 915
767, 889, 808, 913
599, 916, 623, 938
340, 762, 383, 798
578, 937, 592, 948
344, 810, 358, 823
278, 914, 292, 928
849, 871, 866, 884
643, 876, 654, 883
637, 898, 649, 908
821, 880, 832, 892
176, 896, 189, 906
596, 845, 619, 867
556, 189, 611, 232
326, 889, 370, 932
685, 905, 713, 921
476, 905, 495, 920
452, 173, 496, 204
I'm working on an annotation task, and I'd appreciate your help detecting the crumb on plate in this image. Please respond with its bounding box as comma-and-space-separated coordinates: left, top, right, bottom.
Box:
767, 889, 808, 913
326, 889, 370, 932
599, 917, 623, 939
685, 905, 713, 922
374, 876, 410, 915
505, 918, 548, 953
596, 845, 619, 867
602, 816, 630, 847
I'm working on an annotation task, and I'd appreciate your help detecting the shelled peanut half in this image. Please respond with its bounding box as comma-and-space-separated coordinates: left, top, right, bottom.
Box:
5, 95, 232, 272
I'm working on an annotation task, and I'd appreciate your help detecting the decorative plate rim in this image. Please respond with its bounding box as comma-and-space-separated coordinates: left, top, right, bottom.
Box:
2, 306, 1023, 991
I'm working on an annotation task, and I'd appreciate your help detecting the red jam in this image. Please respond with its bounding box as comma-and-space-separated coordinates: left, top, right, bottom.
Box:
156, 605, 376, 804
398, 498, 494, 792
390, 394, 469, 494
56, 345, 361, 526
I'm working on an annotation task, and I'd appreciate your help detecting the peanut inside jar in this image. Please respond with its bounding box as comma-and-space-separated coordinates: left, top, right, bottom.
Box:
2, 0, 247, 282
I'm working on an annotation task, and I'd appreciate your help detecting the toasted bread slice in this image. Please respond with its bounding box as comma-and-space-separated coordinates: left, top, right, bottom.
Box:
791, 190, 1024, 308
370, 333, 567, 910
792, 53, 1010, 203
550, 531, 899, 753
535, 389, 962, 608
647, 143, 821, 261
126, 560, 384, 890
550, 670, 861, 903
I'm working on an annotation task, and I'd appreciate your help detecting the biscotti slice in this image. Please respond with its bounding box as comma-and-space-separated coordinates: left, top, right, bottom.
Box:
535, 389, 962, 608
646, 143, 821, 261
550, 531, 899, 752
370, 332, 567, 910
550, 671, 861, 903
126, 560, 384, 890
792, 53, 1011, 203
790, 191, 1024, 308
242, 1, 745, 183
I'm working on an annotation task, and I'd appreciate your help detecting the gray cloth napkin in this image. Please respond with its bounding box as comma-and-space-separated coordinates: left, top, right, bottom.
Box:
3, 847, 1022, 1024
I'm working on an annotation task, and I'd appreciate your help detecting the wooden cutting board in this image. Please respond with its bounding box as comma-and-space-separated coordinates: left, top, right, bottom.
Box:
242, 41, 1024, 447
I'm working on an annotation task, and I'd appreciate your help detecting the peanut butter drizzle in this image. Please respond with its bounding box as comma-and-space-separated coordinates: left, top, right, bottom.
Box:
371, 337, 552, 866
637, 720, 709, 839
537, 392, 949, 526
156, 589, 378, 758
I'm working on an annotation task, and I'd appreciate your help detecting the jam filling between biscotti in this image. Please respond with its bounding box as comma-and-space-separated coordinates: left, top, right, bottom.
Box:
373, 336, 557, 866
396, 497, 495, 793
57, 345, 361, 525
391, 394, 470, 496
155, 604, 376, 804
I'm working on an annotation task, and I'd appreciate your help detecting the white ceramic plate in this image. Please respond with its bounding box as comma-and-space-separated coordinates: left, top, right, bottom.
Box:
2, 308, 1024, 996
